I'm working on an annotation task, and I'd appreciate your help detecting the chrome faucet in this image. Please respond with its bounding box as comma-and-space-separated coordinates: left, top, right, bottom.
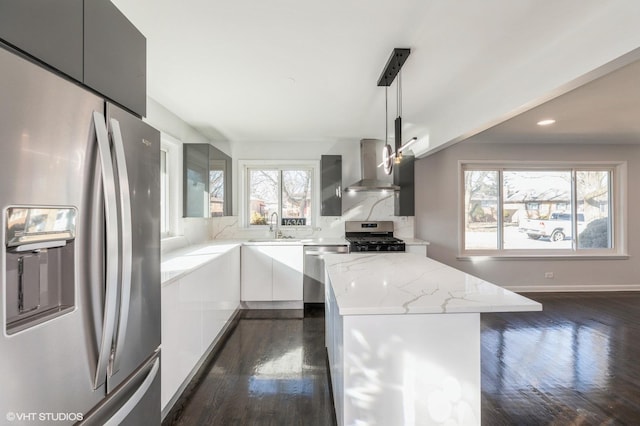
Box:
269, 212, 281, 238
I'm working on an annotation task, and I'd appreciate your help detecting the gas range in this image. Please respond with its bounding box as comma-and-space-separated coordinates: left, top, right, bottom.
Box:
344, 221, 406, 252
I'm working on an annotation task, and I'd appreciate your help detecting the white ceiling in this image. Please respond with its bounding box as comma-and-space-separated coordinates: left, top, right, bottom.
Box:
111, 0, 640, 154
465, 50, 640, 144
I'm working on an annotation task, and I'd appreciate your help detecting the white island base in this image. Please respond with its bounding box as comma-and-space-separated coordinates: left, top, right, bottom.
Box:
324, 253, 541, 426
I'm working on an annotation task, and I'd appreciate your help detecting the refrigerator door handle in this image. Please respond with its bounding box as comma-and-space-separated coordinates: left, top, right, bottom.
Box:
108, 118, 133, 376
92, 111, 121, 390
103, 357, 160, 426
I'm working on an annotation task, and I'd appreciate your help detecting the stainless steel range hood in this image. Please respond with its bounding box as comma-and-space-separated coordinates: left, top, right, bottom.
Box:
345, 139, 400, 192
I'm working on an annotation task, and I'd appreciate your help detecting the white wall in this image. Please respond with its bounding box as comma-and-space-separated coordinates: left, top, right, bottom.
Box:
144, 101, 414, 247
145, 98, 214, 247
414, 141, 640, 291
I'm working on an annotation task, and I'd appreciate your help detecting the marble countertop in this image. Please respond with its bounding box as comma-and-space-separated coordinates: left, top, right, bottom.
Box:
242, 237, 349, 246
324, 253, 542, 315
402, 238, 429, 245
240, 237, 425, 246
301, 237, 350, 246
160, 236, 427, 287
161, 241, 241, 286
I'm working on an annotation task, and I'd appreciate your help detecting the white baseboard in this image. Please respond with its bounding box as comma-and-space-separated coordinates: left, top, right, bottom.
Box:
503, 284, 640, 293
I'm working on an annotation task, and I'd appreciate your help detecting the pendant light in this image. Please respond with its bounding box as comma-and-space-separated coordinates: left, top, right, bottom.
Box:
376, 48, 416, 174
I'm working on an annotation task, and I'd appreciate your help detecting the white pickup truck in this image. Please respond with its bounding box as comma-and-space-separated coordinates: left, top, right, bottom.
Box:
520, 212, 585, 242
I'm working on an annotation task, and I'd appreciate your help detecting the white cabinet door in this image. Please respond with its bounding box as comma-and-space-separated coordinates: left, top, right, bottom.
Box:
406, 245, 427, 257
197, 256, 222, 351
160, 277, 201, 410
240, 245, 303, 302
218, 246, 241, 324
162, 246, 242, 412
201, 246, 241, 349
160, 281, 180, 410
241, 246, 273, 301
271, 245, 303, 301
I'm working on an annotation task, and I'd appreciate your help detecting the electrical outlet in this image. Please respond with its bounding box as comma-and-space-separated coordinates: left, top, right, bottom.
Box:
544, 272, 554, 279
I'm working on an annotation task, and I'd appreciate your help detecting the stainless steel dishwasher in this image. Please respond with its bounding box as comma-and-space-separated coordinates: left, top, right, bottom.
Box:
303, 245, 348, 305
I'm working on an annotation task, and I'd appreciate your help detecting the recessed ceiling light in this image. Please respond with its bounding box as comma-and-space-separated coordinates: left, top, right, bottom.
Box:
537, 119, 556, 126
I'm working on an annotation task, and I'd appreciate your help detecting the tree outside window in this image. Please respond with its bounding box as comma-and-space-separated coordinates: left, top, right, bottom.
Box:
248, 168, 312, 227
463, 165, 613, 254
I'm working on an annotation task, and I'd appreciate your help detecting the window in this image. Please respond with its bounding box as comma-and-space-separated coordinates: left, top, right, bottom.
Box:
160, 133, 181, 238
241, 161, 317, 228
461, 162, 625, 257
209, 162, 225, 217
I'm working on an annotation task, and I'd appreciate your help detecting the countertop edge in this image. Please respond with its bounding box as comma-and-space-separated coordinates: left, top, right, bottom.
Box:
161, 242, 242, 286
326, 253, 542, 316
337, 302, 543, 316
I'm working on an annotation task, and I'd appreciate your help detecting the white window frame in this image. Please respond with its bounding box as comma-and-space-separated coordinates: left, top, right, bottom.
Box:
458, 160, 628, 259
160, 133, 182, 238
160, 148, 169, 236
238, 160, 320, 229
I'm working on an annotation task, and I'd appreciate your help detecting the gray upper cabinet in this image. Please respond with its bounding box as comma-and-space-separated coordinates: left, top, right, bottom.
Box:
184, 144, 233, 218
0, 0, 146, 117
0, 1, 84, 81
321, 155, 342, 216
184, 144, 209, 217
84, 0, 146, 116
394, 155, 415, 216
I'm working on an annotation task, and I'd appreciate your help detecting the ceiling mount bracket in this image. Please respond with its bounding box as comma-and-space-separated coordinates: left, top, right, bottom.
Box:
377, 48, 411, 87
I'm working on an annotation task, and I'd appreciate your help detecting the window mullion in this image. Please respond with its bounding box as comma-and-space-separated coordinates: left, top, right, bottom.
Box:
246, 167, 252, 227
571, 169, 578, 251
608, 169, 614, 248
498, 169, 504, 250
278, 169, 283, 226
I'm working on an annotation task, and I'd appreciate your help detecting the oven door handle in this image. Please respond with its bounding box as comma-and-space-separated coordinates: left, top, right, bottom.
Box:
304, 247, 349, 256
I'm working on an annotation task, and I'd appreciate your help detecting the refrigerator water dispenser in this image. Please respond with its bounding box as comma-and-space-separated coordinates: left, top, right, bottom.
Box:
5, 207, 76, 335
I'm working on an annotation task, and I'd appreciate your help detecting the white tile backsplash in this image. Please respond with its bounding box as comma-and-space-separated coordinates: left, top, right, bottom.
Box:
182, 217, 211, 244
162, 218, 210, 254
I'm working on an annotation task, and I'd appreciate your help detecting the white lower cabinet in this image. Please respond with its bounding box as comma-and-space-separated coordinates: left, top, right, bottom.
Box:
240, 245, 273, 301
241, 245, 303, 301
161, 278, 200, 411
161, 245, 241, 413
406, 244, 427, 256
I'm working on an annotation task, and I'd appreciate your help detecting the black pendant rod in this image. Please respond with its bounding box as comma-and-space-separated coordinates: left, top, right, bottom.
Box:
377, 48, 411, 87
395, 70, 402, 160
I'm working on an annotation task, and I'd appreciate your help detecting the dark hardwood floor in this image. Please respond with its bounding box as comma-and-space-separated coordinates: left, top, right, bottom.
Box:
167, 293, 640, 425
482, 292, 640, 425
166, 307, 334, 426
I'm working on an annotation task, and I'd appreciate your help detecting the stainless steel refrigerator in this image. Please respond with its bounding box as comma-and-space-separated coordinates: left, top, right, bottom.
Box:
0, 43, 161, 425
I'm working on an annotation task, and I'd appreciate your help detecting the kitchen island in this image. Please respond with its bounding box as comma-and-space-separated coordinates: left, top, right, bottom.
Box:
324, 253, 541, 426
